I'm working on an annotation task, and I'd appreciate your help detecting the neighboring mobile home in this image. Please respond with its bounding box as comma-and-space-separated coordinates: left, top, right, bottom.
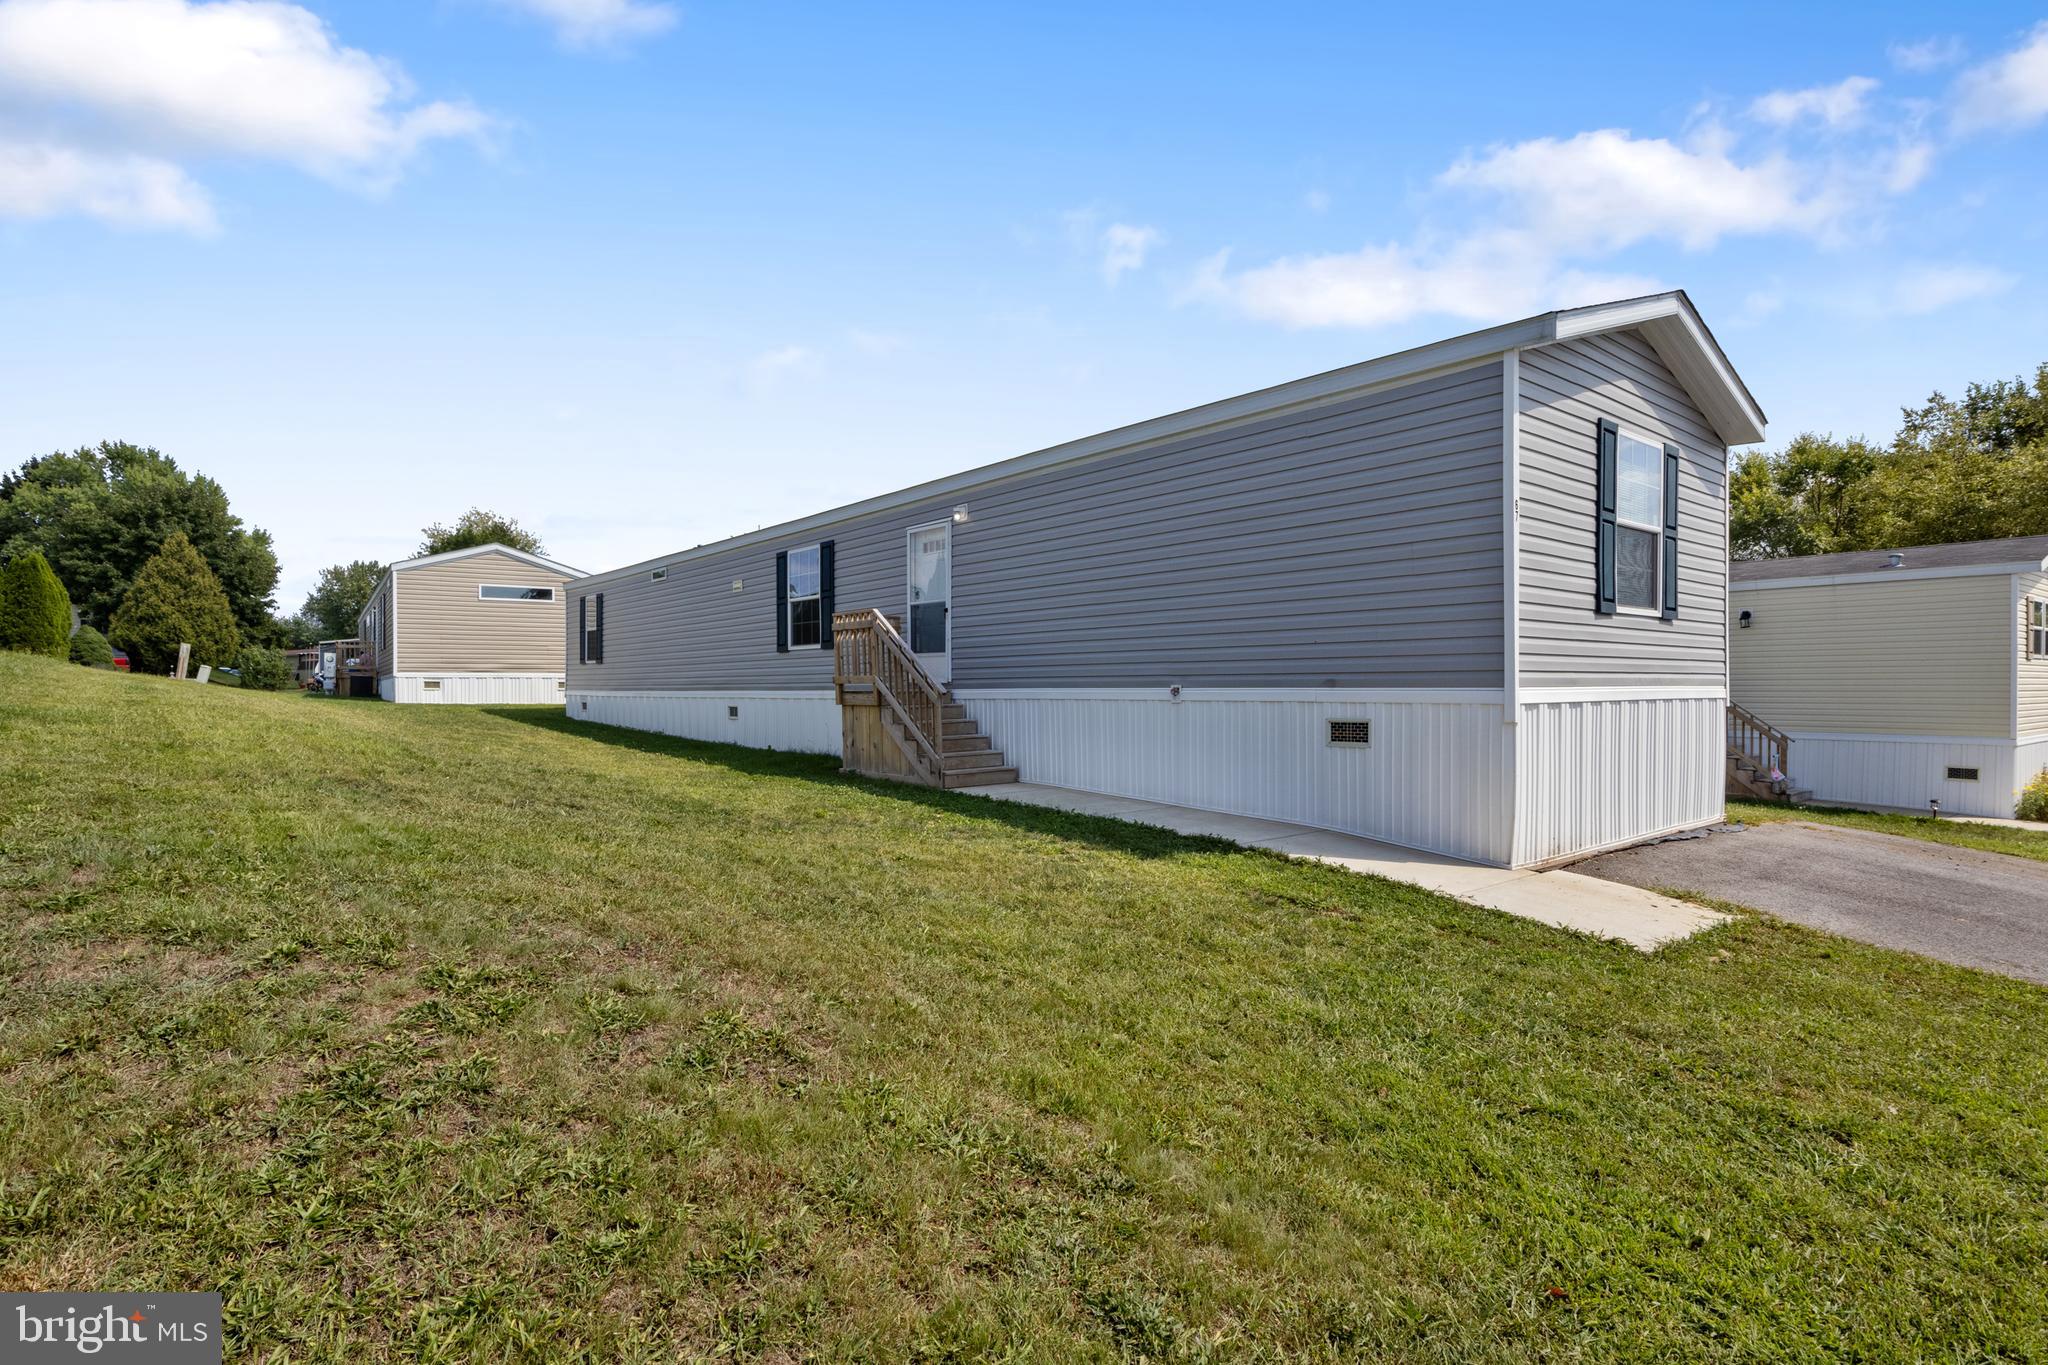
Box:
563, 291, 1765, 868
1730, 535, 2048, 817
358, 544, 583, 703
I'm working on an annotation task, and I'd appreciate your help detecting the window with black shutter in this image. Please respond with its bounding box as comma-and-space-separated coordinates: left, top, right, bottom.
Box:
1596, 418, 1680, 619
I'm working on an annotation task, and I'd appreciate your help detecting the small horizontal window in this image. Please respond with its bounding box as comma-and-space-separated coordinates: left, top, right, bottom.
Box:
422, 679, 442, 692
650, 567, 668, 581
480, 584, 556, 601
1947, 766, 1980, 781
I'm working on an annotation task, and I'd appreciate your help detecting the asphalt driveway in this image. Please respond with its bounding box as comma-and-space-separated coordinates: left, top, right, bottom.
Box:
1574, 822, 2048, 985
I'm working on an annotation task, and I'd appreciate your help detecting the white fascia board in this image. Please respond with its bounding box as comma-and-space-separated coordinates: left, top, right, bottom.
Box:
389, 543, 584, 577
1552, 291, 1767, 446
1732, 562, 2045, 591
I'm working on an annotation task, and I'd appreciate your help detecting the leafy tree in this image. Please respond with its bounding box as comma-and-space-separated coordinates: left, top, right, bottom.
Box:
109, 531, 241, 675
301, 560, 386, 639
0, 550, 72, 658
68, 623, 113, 667
1732, 362, 2048, 560
0, 441, 278, 633
418, 508, 544, 558
269, 611, 322, 648
234, 645, 292, 691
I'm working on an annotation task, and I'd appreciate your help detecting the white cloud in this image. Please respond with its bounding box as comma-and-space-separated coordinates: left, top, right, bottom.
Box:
1187, 234, 1661, 329
1062, 209, 1162, 284
0, 135, 216, 230
1441, 128, 1846, 251
1888, 36, 1965, 72
1953, 21, 2048, 131
1881, 262, 2014, 315
485, 0, 675, 51
1098, 222, 1160, 283
748, 344, 815, 385
0, 0, 490, 189
1749, 76, 1879, 129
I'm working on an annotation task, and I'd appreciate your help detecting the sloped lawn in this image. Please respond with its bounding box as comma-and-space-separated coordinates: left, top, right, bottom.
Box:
2, 653, 2044, 1362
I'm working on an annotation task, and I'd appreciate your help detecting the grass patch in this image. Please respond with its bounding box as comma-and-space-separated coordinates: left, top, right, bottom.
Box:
3, 653, 2046, 1361
1730, 797, 2048, 864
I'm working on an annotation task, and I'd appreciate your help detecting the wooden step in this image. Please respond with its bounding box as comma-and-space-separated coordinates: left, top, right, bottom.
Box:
941, 732, 992, 753
941, 703, 968, 720
941, 766, 1018, 788
941, 717, 977, 736
941, 748, 1009, 771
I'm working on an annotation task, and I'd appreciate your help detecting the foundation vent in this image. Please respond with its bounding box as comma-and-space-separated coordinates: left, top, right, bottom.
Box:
1327, 719, 1371, 748
1946, 766, 1980, 781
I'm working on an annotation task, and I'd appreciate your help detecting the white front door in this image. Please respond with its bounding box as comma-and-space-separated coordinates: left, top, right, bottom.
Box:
906, 521, 951, 682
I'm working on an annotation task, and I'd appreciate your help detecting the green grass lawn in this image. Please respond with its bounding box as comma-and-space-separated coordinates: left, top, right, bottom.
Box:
1729, 797, 2048, 864
4, 654, 2045, 1362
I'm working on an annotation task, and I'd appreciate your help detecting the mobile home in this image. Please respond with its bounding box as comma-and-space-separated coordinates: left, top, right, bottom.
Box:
358, 543, 583, 703
563, 291, 1764, 867
1730, 535, 2048, 817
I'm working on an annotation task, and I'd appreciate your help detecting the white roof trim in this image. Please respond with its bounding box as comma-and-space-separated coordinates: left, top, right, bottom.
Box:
572, 291, 1762, 590
1732, 560, 2048, 591
387, 543, 583, 576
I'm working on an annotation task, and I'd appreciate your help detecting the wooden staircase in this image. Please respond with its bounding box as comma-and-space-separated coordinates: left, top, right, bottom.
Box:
831, 608, 1017, 789
1726, 701, 1811, 804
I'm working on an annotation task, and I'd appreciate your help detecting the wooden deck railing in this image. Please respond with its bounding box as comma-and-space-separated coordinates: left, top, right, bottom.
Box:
833, 608, 946, 779
1727, 701, 1792, 783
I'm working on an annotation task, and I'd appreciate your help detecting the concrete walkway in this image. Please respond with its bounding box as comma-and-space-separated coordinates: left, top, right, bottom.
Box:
969, 783, 1727, 951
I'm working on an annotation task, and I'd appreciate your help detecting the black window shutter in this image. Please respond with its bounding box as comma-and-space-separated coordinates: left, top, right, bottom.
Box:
578, 596, 587, 664
594, 593, 605, 663
1595, 419, 1618, 615
818, 539, 836, 648
1661, 444, 1681, 620
774, 551, 789, 653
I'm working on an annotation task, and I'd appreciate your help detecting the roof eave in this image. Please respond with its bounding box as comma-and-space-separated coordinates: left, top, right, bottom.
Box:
1553, 291, 1767, 447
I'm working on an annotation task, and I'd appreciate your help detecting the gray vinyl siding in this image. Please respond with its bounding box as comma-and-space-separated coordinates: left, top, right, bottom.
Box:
1518, 329, 1730, 689
569, 363, 1507, 692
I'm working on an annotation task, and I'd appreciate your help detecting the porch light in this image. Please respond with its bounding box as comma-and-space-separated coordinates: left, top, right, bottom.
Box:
952, 505, 969, 523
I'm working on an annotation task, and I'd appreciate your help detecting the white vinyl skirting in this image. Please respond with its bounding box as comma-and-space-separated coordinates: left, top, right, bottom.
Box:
392, 673, 567, 705
1785, 731, 2042, 818
569, 686, 1725, 868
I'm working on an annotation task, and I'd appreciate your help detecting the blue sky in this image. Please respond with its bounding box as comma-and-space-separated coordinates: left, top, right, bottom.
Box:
3, 1, 2046, 610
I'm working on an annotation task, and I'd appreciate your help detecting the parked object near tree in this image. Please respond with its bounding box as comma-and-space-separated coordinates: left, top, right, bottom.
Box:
0, 550, 73, 658
68, 623, 113, 667
109, 532, 241, 677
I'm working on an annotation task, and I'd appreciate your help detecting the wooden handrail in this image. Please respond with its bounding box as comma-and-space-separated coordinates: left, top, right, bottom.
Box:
834, 608, 946, 778
1727, 701, 1792, 783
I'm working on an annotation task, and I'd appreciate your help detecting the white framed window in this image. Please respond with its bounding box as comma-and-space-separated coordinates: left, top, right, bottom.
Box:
480, 584, 555, 601
1614, 430, 1665, 613
786, 545, 822, 648
2031, 599, 2048, 659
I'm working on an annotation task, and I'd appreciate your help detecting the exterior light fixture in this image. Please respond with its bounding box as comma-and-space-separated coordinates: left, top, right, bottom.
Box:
952, 505, 969, 523
1738, 609, 1753, 628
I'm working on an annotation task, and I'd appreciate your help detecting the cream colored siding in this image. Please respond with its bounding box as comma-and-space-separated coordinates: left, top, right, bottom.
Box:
1731, 574, 2011, 736
2019, 571, 2048, 738
395, 551, 570, 674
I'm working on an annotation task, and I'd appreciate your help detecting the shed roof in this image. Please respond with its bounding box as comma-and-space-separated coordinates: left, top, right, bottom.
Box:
1731, 534, 2048, 585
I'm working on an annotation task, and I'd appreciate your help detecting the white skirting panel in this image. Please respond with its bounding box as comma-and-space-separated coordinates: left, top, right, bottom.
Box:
568, 690, 841, 755
393, 673, 567, 704
2015, 737, 2048, 813
1514, 694, 1724, 866
1786, 732, 2024, 818
957, 692, 1513, 864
